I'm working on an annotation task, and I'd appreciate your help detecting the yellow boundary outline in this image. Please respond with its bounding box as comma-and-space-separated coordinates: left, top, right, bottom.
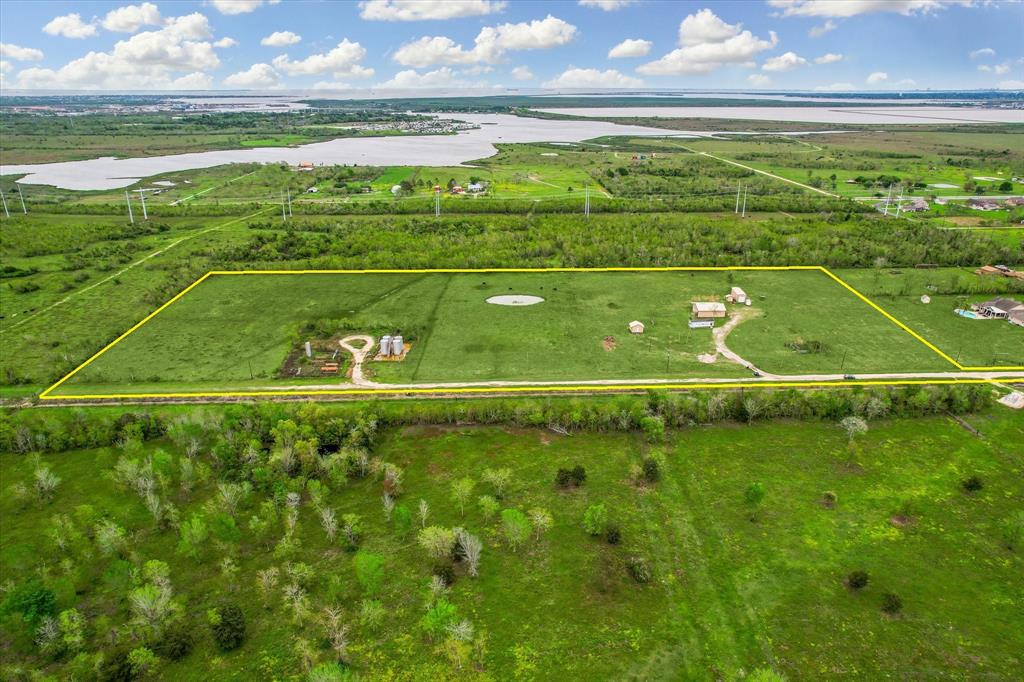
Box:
38, 266, 1022, 401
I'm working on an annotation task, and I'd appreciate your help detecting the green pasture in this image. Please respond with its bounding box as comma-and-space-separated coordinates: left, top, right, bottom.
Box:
2, 412, 1021, 678
836, 267, 1024, 367
54, 269, 958, 395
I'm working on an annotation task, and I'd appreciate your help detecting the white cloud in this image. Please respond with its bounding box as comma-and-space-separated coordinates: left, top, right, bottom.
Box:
638, 9, 777, 76
271, 40, 373, 78
814, 53, 843, 64
767, 0, 975, 18
762, 51, 808, 71
393, 15, 576, 67
376, 66, 470, 88
578, 0, 636, 10
808, 19, 837, 37
0, 44, 44, 61
461, 64, 494, 76
542, 67, 643, 88
261, 31, 301, 47
969, 47, 995, 59
511, 65, 534, 80
0, 60, 12, 74
894, 78, 916, 87
43, 13, 98, 39
866, 71, 888, 84
214, 37, 238, 48
172, 71, 214, 89
224, 63, 279, 87
102, 3, 162, 33
814, 82, 855, 91
748, 73, 772, 86
608, 38, 652, 58
979, 62, 1011, 75
312, 80, 352, 90
359, 0, 506, 21
997, 79, 1024, 90
17, 12, 219, 89
211, 0, 271, 15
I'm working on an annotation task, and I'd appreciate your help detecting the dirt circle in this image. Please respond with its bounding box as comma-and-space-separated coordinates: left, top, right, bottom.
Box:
486, 295, 545, 306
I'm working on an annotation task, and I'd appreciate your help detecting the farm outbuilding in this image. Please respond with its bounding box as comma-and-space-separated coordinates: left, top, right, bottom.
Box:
727, 287, 748, 304
692, 301, 726, 319
628, 320, 645, 334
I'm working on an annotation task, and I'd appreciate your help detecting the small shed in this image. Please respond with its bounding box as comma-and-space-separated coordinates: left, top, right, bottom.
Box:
306, 186, 319, 193
628, 320, 645, 334
692, 301, 727, 319
688, 319, 714, 329
727, 287, 748, 304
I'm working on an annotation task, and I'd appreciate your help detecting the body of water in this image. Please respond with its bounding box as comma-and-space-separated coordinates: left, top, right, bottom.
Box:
533, 106, 1023, 125
1, 114, 689, 191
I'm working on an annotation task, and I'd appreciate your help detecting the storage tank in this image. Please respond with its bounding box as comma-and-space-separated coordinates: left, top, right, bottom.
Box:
392, 335, 404, 356
379, 335, 392, 357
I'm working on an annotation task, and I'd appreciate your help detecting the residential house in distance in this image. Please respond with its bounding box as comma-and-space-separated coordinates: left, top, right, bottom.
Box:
967, 198, 1001, 211
467, 182, 485, 193
972, 297, 1024, 325
1004, 197, 1024, 207
903, 197, 929, 212
628, 320, 645, 334
692, 301, 727, 319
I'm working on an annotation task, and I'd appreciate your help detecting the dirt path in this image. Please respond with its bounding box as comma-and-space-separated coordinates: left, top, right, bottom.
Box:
673, 143, 839, 198
339, 335, 375, 384
706, 309, 774, 376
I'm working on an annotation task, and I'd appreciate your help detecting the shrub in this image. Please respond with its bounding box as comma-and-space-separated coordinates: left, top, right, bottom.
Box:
847, 570, 869, 590
881, 592, 903, 615
501, 508, 533, 551
822, 491, 837, 508
744, 482, 765, 506
582, 504, 608, 536
555, 465, 587, 488
432, 563, 455, 586
641, 457, 660, 483
0, 581, 56, 626
157, 621, 195, 661
98, 647, 135, 682
626, 556, 651, 583
606, 524, 621, 545
640, 415, 665, 443
353, 551, 386, 597
961, 476, 983, 493
419, 598, 457, 641
210, 603, 246, 651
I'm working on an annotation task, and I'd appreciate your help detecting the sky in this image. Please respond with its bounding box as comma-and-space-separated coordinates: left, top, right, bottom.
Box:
0, 0, 1021, 92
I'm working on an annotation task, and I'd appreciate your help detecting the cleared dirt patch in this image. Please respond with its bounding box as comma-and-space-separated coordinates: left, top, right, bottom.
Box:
603, 336, 617, 351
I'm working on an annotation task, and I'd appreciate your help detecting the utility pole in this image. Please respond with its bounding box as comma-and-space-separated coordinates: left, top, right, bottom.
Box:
287, 189, 293, 218
17, 185, 27, 214
434, 188, 440, 217
125, 190, 134, 224
134, 189, 148, 220
584, 183, 590, 217
883, 184, 893, 216
0, 190, 8, 218
894, 185, 904, 218
281, 192, 287, 221
741, 187, 747, 218
735, 183, 741, 213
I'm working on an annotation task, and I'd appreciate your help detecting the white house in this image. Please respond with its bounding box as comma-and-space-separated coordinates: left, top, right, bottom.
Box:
628, 320, 645, 334
728, 287, 748, 304
692, 301, 727, 319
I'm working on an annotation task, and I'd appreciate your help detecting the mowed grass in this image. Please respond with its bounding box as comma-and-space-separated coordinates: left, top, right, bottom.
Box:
54, 269, 959, 394
836, 268, 1024, 367
2, 413, 1021, 679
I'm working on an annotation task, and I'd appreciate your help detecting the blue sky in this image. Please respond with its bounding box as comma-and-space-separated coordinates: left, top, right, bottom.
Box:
0, 0, 1021, 92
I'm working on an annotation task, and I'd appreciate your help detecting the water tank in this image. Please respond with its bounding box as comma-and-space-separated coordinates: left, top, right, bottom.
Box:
379, 335, 391, 356
392, 335, 404, 356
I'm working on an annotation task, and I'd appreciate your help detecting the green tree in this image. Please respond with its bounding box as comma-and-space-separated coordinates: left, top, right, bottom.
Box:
353, 551, 386, 597
582, 504, 608, 536
501, 509, 533, 551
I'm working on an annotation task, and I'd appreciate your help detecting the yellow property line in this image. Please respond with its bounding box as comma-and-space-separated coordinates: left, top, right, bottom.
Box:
38, 265, 1022, 401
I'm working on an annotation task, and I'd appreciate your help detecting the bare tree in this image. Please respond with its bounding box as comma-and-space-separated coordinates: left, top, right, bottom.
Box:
482, 468, 512, 499
217, 482, 250, 518
320, 507, 338, 542
528, 508, 553, 540
457, 530, 483, 578
381, 493, 395, 521
841, 416, 869, 442
322, 606, 350, 662
33, 463, 61, 502
418, 499, 430, 528
450, 478, 474, 517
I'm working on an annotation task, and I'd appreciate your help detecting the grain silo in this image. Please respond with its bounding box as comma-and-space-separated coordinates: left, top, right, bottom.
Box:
379, 335, 392, 357
392, 335, 404, 356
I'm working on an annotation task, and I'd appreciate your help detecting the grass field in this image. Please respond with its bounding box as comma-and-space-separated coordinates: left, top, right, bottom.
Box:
2, 409, 1021, 679
836, 267, 1024, 367
49, 268, 965, 396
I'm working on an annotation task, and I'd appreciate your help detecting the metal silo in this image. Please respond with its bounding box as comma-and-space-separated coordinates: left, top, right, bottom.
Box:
379, 335, 392, 357
392, 335, 404, 356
